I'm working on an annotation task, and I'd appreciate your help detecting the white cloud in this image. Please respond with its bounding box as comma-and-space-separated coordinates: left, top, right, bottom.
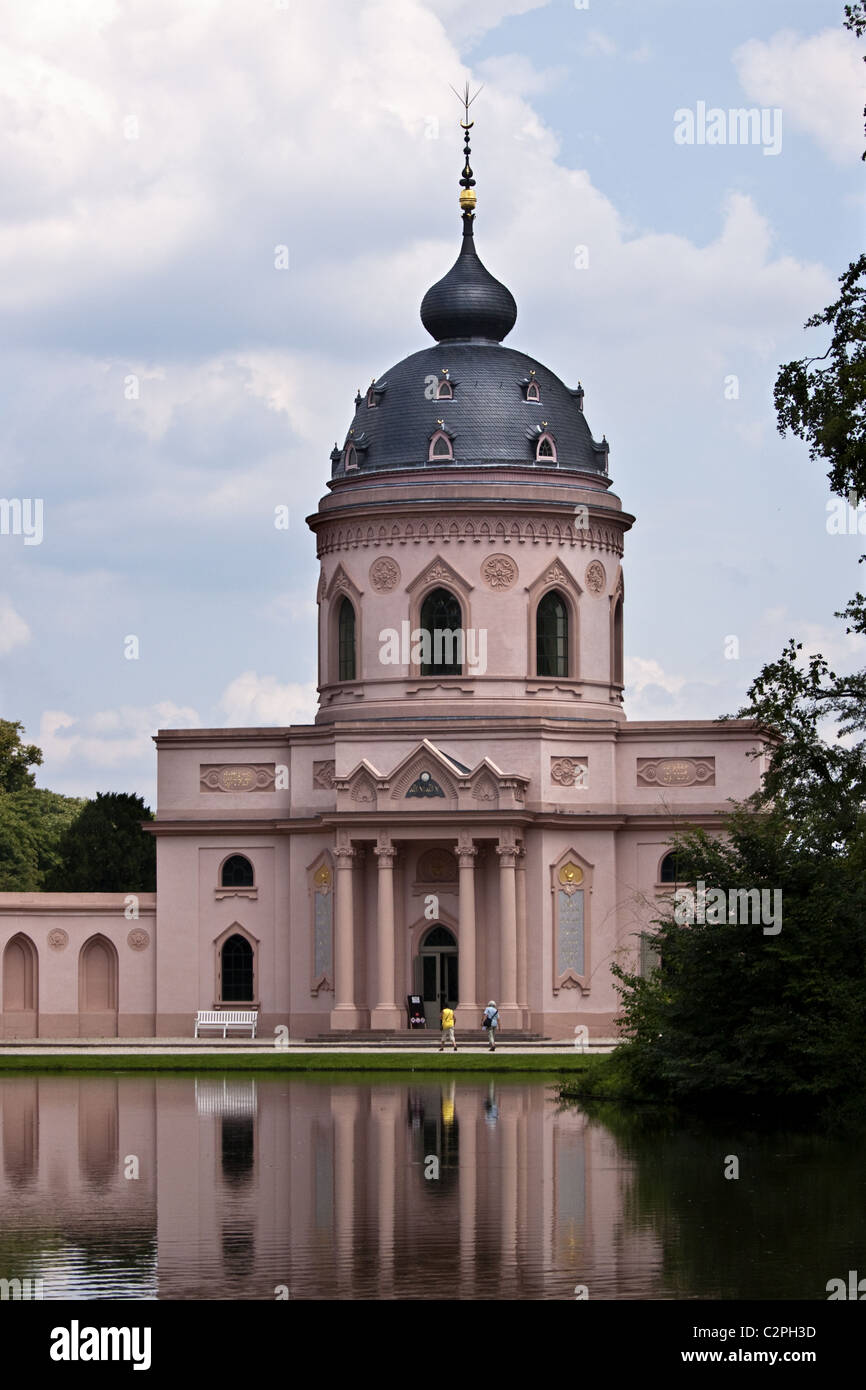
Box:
734, 28, 864, 163
218, 672, 318, 726
38, 701, 200, 767
625, 657, 688, 697
0, 595, 31, 654
429, 0, 548, 46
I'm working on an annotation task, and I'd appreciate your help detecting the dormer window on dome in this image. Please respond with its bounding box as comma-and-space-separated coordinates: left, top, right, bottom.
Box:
428, 427, 453, 462
366, 385, 377, 408
524, 373, 541, 402
437, 378, 453, 400
536, 432, 556, 462
344, 443, 358, 470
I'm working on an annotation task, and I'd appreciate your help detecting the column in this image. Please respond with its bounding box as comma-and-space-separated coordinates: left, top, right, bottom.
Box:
455, 831, 478, 1030
330, 834, 360, 1030
516, 842, 529, 1028
332, 1089, 358, 1293
500, 1102, 519, 1289
371, 833, 401, 1030
496, 835, 520, 1028
458, 1086, 478, 1290
375, 1087, 399, 1294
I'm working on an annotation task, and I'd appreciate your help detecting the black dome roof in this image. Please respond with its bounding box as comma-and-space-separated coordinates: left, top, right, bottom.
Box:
333, 341, 608, 478
420, 218, 517, 344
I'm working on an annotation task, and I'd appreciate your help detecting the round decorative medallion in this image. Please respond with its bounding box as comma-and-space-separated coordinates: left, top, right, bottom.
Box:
370, 557, 401, 592
481, 554, 518, 590
47, 928, 68, 951
585, 560, 606, 594
127, 929, 150, 951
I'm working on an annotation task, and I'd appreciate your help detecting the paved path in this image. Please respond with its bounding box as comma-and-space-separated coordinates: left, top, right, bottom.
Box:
0, 1037, 617, 1057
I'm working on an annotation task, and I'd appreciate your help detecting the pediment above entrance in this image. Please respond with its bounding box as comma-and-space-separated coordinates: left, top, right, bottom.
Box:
333, 739, 528, 813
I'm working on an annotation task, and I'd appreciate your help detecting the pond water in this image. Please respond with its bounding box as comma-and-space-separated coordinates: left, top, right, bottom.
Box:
0, 1073, 860, 1300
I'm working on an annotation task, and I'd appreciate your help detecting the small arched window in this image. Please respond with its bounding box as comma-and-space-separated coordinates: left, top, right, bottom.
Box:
366, 385, 377, 407
222, 855, 254, 888
419, 587, 462, 675
437, 380, 453, 399
537, 590, 569, 677
659, 851, 685, 884
221, 934, 254, 1002
536, 432, 556, 461
612, 598, 624, 687
526, 381, 540, 402
338, 597, 356, 681
428, 431, 453, 461
344, 444, 358, 470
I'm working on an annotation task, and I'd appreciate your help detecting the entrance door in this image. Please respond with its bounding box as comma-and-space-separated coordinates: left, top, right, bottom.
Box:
419, 925, 458, 1028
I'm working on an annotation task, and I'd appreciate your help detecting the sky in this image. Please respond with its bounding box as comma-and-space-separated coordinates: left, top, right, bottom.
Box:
0, 0, 864, 807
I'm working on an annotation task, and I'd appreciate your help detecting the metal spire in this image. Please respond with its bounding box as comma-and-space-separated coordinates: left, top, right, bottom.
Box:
449, 81, 483, 220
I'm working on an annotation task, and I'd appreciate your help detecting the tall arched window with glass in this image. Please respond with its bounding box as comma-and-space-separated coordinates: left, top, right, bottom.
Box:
537, 590, 569, 677
338, 598, 356, 681
419, 587, 463, 675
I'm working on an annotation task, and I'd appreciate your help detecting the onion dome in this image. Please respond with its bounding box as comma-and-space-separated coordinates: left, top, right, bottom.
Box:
329, 100, 610, 480
420, 113, 516, 344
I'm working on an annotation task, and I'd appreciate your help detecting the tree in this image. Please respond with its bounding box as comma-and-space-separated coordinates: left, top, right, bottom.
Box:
606, 7, 866, 1121
0, 719, 43, 792
46, 792, 155, 892
844, 3, 866, 160
774, 255, 866, 503
611, 804, 866, 1122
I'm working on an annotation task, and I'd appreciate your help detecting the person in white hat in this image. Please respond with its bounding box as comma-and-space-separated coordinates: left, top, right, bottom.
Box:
481, 1000, 499, 1051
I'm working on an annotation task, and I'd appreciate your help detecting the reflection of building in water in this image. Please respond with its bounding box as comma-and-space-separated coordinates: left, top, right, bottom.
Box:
0, 1078, 660, 1299
0, 1076, 157, 1297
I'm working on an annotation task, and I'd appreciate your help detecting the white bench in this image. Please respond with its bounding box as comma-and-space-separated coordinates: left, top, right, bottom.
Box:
194, 1010, 258, 1039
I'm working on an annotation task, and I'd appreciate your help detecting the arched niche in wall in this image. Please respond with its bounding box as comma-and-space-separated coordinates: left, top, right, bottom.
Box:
549, 848, 593, 995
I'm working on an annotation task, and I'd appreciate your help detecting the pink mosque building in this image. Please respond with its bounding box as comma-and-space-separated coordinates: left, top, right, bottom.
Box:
0, 134, 764, 1040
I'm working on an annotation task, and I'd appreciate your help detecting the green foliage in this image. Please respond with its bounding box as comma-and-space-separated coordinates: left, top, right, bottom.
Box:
46, 792, 156, 892
0, 787, 86, 890
774, 256, 866, 503
844, 3, 866, 159
0, 719, 43, 793
612, 808, 866, 1120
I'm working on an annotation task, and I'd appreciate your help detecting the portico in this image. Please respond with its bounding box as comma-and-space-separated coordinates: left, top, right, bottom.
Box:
329, 822, 527, 1032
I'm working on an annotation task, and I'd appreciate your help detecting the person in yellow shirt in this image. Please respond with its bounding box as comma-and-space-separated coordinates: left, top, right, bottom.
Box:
438, 1003, 457, 1051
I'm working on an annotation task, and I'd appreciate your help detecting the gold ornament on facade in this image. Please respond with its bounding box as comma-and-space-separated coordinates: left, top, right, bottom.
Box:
559, 862, 584, 886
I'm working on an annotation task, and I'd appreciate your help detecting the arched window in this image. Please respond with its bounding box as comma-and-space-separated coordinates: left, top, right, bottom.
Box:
419, 587, 462, 676
428, 431, 453, 461
437, 380, 453, 399
526, 381, 540, 402
221, 934, 254, 1002
659, 852, 685, 883
221, 855, 254, 888
612, 598, 624, 686
537, 590, 569, 677
338, 597, 356, 681
344, 444, 358, 470
366, 385, 377, 407
536, 432, 556, 461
